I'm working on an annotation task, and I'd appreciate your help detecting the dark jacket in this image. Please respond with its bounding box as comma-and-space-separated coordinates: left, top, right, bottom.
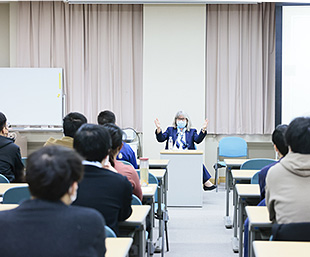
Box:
155, 126, 206, 150
0, 199, 106, 257
73, 165, 133, 235
0, 135, 24, 182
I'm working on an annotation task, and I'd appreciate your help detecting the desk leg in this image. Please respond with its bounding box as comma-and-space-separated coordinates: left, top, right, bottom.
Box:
232, 179, 239, 252
238, 198, 244, 257
249, 226, 253, 257
155, 180, 164, 256
225, 166, 232, 228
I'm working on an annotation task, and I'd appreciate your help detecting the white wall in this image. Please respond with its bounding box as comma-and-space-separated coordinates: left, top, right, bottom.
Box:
143, 4, 206, 159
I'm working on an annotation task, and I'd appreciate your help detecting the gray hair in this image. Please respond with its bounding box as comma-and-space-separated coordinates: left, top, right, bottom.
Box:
173, 110, 191, 131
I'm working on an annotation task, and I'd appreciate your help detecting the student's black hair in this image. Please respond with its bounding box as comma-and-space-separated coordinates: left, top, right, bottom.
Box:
0, 112, 7, 131
26, 145, 83, 201
285, 117, 310, 154
97, 110, 116, 125
63, 112, 87, 138
102, 123, 123, 167
74, 123, 112, 162
272, 124, 289, 157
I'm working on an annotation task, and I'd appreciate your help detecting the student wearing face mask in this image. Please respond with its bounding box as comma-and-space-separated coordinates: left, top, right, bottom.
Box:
154, 110, 216, 191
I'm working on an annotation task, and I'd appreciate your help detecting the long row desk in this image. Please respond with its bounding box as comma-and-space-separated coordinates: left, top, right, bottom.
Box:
246, 206, 272, 257
235, 184, 261, 257
253, 241, 310, 257
223, 158, 250, 228
138, 159, 170, 257
231, 170, 259, 252
106, 238, 133, 257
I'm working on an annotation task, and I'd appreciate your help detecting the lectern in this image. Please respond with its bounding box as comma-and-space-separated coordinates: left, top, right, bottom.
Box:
160, 150, 203, 207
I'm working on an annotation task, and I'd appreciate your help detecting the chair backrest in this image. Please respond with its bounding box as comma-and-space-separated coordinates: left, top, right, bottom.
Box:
119, 160, 135, 168
0, 174, 10, 183
241, 158, 276, 170
251, 171, 260, 184
271, 222, 310, 241
3, 186, 31, 204
105, 225, 117, 238
218, 137, 248, 158
21, 157, 27, 167
131, 194, 142, 205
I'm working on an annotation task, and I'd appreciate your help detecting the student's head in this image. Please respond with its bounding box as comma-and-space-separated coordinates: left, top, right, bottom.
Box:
63, 112, 87, 138
272, 124, 289, 157
0, 112, 8, 136
285, 117, 310, 154
173, 110, 192, 131
26, 145, 83, 203
102, 123, 123, 166
74, 124, 112, 162
97, 110, 116, 125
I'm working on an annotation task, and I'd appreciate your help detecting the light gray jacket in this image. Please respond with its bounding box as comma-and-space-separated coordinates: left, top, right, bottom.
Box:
266, 151, 310, 223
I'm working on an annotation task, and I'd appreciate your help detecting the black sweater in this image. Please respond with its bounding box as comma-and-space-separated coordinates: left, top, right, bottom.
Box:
0, 135, 24, 182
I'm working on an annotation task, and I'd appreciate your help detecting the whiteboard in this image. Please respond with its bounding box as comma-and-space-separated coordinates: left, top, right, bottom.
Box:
0, 68, 63, 126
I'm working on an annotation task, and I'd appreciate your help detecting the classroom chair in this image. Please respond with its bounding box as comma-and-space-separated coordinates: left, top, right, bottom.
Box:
0, 174, 9, 183
119, 160, 135, 168
250, 171, 260, 184
240, 158, 276, 170
213, 137, 248, 191
3, 186, 31, 204
105, 225, 117, 238
132, 194, 142, 205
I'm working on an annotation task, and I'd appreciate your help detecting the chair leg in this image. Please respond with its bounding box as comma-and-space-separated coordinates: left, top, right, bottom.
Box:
214, 166, 219, 192
165, 220, 169, 252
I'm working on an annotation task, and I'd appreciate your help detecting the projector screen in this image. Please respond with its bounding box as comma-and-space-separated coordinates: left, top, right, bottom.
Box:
282, 6, 310, 124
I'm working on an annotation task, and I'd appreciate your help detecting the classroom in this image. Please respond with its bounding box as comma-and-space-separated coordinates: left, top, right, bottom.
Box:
0, 1, 310, 257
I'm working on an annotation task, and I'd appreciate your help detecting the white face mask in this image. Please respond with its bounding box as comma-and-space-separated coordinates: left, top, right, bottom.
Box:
69, 184, 78, 203
177, 120, 187, 129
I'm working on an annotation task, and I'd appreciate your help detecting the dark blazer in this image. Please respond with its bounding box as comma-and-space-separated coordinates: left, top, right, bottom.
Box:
0, 199, 106, 257
155, 126, 206, 150
0, 135, 24, 182
117, 142, 138, 169
73, 165, 133, 235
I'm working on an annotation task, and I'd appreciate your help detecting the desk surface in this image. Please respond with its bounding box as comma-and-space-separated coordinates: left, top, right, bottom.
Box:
236, 184, 260, 197
142, 184, 157, 197
106, 238, 133, 257
160, 150, 203, 155
253, 241, 310, 257
0, 204, 19, 211
224, 159, 250, 166
231, 170, 259, 180
0, 183, 28, 195
149, 169, 166, 179
246, 206, 272, 227
120, 205, 151, 226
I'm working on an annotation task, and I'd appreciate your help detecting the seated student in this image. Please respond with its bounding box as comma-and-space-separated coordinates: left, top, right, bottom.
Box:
0, 145, 106, 257
266, 117, 310, 224
243, 124, 288, 257
0, 112, 24, 182
98, 110, 138, 169
44, 112, 87, 148
73, 124, 133, 235
103, 123, 143, 201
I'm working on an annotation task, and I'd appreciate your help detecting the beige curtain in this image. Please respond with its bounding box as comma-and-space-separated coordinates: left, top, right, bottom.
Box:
206, 3, 275, 134
16, 2, 143, 130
